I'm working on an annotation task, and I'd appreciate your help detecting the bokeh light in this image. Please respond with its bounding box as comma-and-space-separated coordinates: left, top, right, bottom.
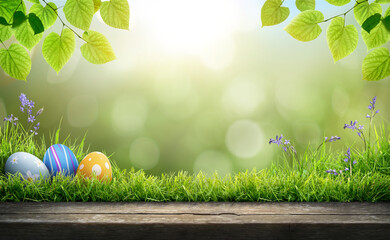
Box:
1, 0, 390, 175
226, 120, 265, 159
111, 94, 148, 136
193, 150, 232, 176
67, 95, 99, 128
130, 138, 160, 170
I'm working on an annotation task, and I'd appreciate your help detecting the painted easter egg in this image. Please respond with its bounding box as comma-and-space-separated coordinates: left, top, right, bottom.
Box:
5, 152, 50, 181
77, 152, 112, 181
43, 144, 79, 177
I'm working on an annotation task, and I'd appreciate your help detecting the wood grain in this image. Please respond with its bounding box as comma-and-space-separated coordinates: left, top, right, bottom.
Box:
0, 202, 389, 239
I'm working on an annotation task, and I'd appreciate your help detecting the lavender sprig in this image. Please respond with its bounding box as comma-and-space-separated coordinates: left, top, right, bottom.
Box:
366, 96, 379, 155
344, 120, 366, 149
316, 136, 341, 151
326, 147, 356, 177
269, 134, 299, 166
3, 93, 43, 136
3, 114, 18, 126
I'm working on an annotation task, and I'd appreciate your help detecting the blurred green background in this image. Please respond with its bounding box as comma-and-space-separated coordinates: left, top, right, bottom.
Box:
1, 0, 390, 175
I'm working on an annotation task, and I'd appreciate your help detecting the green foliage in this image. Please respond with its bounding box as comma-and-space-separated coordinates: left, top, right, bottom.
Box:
354, 1, 381, 26
284, 10, 324, 42
0, 125, 389, 201
327, 17, 358, 62
14, 15, 42, 50
29, 2, 57, 29
12, 11, 26, 28
361, 19, 389, 50
361, 13, 381, 33
362, 47, 390, 81
28, 13, 44, 35
64, 0, 94, 31
325, 0, 351, 6
0, 43, 31, 81
93, 0, 101, 13
261, 0, 390, 81
0, 0, 130, 81
100, 0, 130, 30
261, 0, 289, 27
0, 25, 12, 42
80, 30, 116, 64
42, 28, 75, 74
295, 0, 315, 12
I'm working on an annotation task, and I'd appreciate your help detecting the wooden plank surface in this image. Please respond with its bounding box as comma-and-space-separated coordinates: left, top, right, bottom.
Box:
0, 202, 389, 240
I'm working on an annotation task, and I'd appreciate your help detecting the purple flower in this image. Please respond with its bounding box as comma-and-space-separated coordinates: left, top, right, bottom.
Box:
326, 136, 341, 142
3, 114, 13, 122
367, 96, 379, 119
27, 101, 34, 109
353, 160, 357, 165
368, 96, 376, 110
3, 114, 18, 124
344, 120, 364, 138
27, 115, 35, 123
345, 168, 349, 171
344, 148, 351, 162
269, 135, 283, 145
19, 93, 28, 106
344, 120, 357, 130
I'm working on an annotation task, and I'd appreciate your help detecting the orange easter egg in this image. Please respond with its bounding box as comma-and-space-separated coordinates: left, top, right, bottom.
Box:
76, 152, 112, 181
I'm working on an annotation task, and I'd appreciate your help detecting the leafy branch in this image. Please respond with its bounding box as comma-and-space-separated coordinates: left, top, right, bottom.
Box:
41, 0, 84, 41
261, 0, 390, 81
0, 0, 130, 81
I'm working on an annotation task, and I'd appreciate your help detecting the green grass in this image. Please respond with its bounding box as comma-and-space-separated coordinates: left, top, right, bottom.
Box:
0, 123, 389, 202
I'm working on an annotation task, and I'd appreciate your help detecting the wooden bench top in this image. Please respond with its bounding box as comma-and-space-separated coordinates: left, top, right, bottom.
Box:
0, 202, 389, 239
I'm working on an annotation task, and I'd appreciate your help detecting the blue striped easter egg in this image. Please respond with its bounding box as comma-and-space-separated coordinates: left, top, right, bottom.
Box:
43, 144, 79, 177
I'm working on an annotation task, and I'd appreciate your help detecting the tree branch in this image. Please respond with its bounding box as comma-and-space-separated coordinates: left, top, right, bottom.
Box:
42, 0, 86, 42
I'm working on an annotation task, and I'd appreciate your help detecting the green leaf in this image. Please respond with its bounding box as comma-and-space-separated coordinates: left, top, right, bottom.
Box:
382, 15, 390, 32
12, 11, 26, 28
361, 21, 389, 50
14, 18, 43, 50
327, 17, 358, 62
362, 47, 390, 81
80, 30, 116, 64
64, 0, 94, 31
362, 13, 381, 33
28, 13, 44, 35
0, 17, 9, 25
100, 0, 130, 30
354, 1, 382, 26
295, 0, 315, 11
30, 2, 57, 29
261, 0, 289, 27
284, 10, 324, 42
0, 25, 12, 41
27, 0, 40, 3
325, 0, 350, 6
375, 0, 390, 3
42, 28, 75, 73
0, 0, 27, 20
93, 0, 101, 13
0, 43, 31, 81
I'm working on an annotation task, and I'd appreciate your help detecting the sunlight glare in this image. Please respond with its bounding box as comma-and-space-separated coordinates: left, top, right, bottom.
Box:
142, 0, 239, 55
